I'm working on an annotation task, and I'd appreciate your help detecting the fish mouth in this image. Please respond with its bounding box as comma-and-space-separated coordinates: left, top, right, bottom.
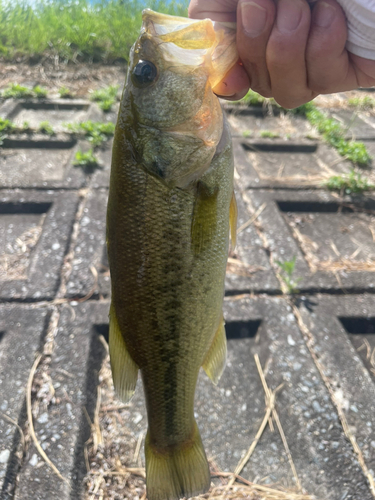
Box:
140, 9, 238, 88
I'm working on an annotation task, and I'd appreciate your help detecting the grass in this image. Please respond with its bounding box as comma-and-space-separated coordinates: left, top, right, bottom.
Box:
0, 83, 48, 99
1, 83, 34, 99
260, 130, 279, 139
0, 0, 188, 63
305, 107, 371, 165
90, 85, 118, 111
39, 121, 54, 135
348, 95, 375, 110
237, 93, 371, 165
276, 257, 301, 294
65, 120, 115, 146
73, 148, 101, 172
58, 86, 74, 98
22, 120, 31, 132
235, 89, 266, 106
0, 117, 16, 133
293, 102, 372, 166
325, 169, 374, 194
33, 85, 48, 98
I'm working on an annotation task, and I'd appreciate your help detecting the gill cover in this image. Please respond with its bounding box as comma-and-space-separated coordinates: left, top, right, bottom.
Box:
141, 9, 238, 88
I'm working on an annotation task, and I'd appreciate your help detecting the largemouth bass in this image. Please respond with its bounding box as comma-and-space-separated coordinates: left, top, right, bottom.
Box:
106, 10, 238, 500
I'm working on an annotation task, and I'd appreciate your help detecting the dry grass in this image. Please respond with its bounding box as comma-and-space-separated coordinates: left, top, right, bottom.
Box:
357, 339, 375, 377
291, 304, 375, 497
83, 348, 316, 500
0, 215, 46, 281
290, 225, 375, 274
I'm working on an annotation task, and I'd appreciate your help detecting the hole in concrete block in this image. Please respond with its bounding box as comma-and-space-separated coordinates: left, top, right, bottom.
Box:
71, 323, 109, 498
0, 331, 5, 343
225, 320, 261, 340
339, 317, 375, 379
0, 202, 51, 214
243, 142, 317, 153
94, 323, 109, 345
241, 143, 341, 186
277, 201, 354, 213
278, 201, 375, 269
0, 202, 51, 280
339, 317, 375, 334
10, 101, 89, 130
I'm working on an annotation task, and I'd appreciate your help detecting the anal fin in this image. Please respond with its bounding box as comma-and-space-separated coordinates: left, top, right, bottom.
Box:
229, 190, 237, 250
109, 303, 139, 403
202, 316, 227, 385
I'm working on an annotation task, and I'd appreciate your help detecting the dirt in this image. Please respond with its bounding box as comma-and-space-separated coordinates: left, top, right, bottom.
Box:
0, 61, 127, 97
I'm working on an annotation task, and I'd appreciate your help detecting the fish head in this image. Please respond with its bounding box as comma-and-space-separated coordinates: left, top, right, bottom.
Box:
120, 10, 237, 188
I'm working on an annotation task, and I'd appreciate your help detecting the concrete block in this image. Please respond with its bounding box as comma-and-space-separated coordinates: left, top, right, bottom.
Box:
0, 190, 79, 300
0, 306, 50, 498
246, 189, 375, 293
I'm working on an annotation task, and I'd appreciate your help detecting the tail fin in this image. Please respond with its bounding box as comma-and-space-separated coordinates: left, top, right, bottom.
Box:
145, 421, 210, 500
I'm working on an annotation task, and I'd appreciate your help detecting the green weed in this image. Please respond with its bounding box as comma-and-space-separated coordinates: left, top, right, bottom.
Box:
325, 169, 374, 194
260, 130, 279, 139
294, 104, 372, 166
66, 120, 115, 147
235, 89, 265, 106
33, 85, 48, 98
58, 86, 73, 98
1, 83, 34, 99
242, 130, 252, 138
0, 117, 16, 133
348, 95, 375, 110
90, 85, 119, 112
73, 149, 101, 172
276, 257, 301, 294
39, 121, 54, 135
22, 121, 31, 132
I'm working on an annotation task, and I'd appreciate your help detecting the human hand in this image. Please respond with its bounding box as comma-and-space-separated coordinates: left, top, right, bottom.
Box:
188, 0, 375, 108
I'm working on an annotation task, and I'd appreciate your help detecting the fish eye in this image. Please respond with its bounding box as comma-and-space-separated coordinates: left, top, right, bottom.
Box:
131, 60, 158, 88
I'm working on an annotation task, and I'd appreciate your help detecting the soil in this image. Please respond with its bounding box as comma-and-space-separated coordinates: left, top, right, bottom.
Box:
0, 61, 127, 97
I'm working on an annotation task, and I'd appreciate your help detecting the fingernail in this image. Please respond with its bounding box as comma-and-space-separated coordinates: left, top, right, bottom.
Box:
313, 1, 335, 28
277, 0, 303, 33
213, 81, 235, 97
240, 1, 267, 37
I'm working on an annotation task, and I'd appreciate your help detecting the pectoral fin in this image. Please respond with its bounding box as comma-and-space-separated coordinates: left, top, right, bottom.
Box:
109, 303, 139, 403
202, 316, 227, 385
229, 190, 237, 250
191, 181, 219, 256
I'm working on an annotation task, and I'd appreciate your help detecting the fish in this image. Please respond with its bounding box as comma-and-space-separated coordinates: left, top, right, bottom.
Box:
106, 9, 238, 500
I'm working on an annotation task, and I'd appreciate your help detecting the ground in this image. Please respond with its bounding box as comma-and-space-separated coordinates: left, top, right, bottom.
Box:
0, 62, 375, 500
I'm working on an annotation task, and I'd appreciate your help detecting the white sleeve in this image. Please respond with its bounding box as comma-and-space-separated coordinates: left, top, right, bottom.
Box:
336, 0, 375, 59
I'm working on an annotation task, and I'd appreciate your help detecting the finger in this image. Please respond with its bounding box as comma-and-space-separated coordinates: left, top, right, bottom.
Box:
266, 0, 314, 108
307, 0, 358, 93
188, 0, 238, 21
350, 54, 375, 87
213, 62, 250, 100
236, 0, 276, 97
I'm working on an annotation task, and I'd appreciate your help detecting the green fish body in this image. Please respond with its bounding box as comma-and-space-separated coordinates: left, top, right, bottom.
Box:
106, 10, 238, 500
